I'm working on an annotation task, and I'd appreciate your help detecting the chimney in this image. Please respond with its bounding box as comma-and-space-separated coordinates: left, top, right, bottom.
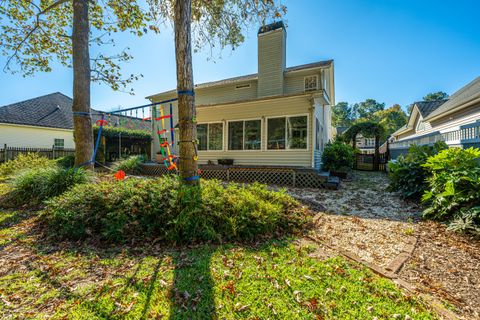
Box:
257, 21, 286, 97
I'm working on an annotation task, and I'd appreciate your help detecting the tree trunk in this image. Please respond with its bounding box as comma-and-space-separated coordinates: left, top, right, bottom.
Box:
174, 0, 198, 185
72, 0, 93, 169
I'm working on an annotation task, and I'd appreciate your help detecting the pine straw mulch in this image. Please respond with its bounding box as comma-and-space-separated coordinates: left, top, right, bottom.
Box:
287, 171, 480, 320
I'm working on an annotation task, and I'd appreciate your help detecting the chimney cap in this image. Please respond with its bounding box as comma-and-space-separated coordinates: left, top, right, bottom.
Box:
258, 21, 285, 35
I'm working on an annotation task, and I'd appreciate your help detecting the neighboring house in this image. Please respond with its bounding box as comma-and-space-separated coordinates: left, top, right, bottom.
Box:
146, 21, 335, 170
355, 134, 376, 154
390, 76, 480, 158
0, 92, 151, 160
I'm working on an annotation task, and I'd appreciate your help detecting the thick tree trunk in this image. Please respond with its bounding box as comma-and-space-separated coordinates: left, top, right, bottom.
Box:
72, 0, 93, 169
174, 0, 198, 185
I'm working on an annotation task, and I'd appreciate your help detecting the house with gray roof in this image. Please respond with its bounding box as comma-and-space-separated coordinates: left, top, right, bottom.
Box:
390, 76, 480, 158
0, 92, 151, 160
146, 21, 335, 170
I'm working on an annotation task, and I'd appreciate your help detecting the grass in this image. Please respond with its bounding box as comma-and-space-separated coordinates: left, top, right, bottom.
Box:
0, 209, 437, 319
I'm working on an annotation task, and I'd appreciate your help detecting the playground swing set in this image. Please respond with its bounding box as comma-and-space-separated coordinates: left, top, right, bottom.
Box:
73, 93, 200, 181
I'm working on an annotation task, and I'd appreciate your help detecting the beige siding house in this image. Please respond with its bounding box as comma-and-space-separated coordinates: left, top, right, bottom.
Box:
147, 21, 335, 169
390, 76, 480, 158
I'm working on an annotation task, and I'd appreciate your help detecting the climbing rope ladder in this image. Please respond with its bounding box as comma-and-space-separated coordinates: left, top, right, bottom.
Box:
153, 103, 178, 171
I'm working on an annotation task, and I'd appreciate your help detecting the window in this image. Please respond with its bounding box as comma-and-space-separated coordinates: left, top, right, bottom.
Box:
54, 138, 64, 148
228, 120, 261, 150
267, 116, 308, 150
197, 123, 223, 151
304, 75, 318, 92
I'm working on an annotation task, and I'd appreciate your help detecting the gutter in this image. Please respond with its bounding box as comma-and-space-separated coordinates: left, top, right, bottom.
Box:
424, 96, 480, 122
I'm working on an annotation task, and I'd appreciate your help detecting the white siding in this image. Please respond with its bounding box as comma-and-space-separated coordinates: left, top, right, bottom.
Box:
0, 123, 75, 148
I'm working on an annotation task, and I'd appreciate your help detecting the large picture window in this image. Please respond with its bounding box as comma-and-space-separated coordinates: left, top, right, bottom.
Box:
197, 123, 223, 151
228, 119, 261, 150
267, 116, 308, 150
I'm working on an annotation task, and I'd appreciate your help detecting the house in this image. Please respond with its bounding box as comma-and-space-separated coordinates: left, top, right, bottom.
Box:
0, 92, 151, 161
146, 21, 335, 170
390, 76, 480, 158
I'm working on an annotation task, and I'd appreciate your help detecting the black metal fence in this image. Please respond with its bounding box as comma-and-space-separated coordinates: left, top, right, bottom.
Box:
0, 145, 75, 163
355, 153, 388, 171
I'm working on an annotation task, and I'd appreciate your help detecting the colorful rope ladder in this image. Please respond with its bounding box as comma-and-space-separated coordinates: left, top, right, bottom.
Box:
153, 103, 178, 171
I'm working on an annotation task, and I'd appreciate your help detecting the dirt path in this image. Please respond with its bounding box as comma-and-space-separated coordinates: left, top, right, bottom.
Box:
288, 171, 480, 319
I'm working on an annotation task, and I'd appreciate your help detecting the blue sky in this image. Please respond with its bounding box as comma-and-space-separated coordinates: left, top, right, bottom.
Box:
0, 0, 479, 112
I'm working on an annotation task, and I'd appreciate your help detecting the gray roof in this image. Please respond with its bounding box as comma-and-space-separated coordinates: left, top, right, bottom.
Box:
0, 92, 150, 131
414, 100, 447, 118
425, 76, 480, 120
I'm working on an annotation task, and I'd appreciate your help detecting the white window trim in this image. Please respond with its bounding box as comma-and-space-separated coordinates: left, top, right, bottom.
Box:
265, 114, 310, 151
54, 138, 65, 149
226, 118, 263, 152
304, 75, 319, 92
197, 122, 224, 152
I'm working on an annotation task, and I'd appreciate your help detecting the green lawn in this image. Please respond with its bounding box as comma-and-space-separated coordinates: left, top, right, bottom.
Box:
0, 210, 437, 319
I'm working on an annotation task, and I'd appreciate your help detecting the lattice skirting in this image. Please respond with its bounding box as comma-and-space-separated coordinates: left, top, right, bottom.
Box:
140, 164, 328, 188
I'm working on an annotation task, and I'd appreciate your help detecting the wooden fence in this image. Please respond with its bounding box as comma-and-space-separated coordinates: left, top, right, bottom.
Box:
0, 145, 75, 163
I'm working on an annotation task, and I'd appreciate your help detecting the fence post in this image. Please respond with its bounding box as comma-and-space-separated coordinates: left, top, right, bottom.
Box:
52, 145, 55, 159
3, 144, 7, 162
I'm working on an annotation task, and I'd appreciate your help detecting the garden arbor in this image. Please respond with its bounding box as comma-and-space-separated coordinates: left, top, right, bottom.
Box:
344, 122, 386, 171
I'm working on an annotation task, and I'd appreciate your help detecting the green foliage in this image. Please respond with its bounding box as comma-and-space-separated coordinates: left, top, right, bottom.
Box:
332, 102, 353, 127
6, 167, 89, 205
0, 153, 55, 180
344, 121, 386, 141
387, 142, 447, 199
422, 147, 480, 234
423, 91, 449, 101
370, 104, 408, 136
55, 155, 75, 169
113, 155, 146, 174
321, 142, 355, 172
44, 177, 309, 243
94, 125, 151, 139
352, 99, 385, 119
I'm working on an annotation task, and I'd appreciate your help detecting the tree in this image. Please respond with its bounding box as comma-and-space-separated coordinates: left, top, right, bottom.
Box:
371, 104, 408, 136
332, 102, 353, 127
1, 0, 148, 167
149, 0, 286, 184
423, 91, 449, 101
352, 99, 385, 119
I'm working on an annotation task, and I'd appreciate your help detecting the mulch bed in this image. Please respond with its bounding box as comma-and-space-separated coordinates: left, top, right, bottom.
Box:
288, 171, 480, 319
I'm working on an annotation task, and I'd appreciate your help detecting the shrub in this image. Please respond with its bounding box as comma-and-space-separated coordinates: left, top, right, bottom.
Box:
0, 153, 55, 180
321, 142, 355, 172
44, 177, 310, 243
113, 155, 145, 174
55, 155, 75, 168
7, 167, 90, 205
422, 147, 480, 234
387, 141, 447, 199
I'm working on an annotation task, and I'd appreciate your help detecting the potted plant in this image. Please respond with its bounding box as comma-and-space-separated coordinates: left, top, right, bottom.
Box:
321, 142, 355, 179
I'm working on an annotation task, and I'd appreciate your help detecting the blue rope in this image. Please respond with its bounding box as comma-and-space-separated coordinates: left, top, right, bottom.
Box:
177, 90, 195, 96
183, 175, 200, 181
72, 111, 91, 117
76, 113, 105, 168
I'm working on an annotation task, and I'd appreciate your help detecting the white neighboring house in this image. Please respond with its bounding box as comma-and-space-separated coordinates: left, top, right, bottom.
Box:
0, 92, 77, 149
390, 76, 480, 158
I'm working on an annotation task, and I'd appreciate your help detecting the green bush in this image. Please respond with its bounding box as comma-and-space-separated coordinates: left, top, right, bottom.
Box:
321, 142, 355, 172
387, 141, 447, 199
0, 153, 55, 180
6, 167, 90, 205
55, 155, 75, 168
113, 155, 146, 174
422, 147, 480, 234
44, 177, 310, 243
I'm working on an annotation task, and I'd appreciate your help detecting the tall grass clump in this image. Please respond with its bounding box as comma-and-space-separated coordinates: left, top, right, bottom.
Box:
7, 167, 90, 205
0, 153, 55, 180
44, 177, 311, 243
113, 155, 145, 174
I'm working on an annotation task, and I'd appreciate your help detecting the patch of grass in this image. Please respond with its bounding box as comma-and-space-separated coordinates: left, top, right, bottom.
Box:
0, 231, 437, 319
